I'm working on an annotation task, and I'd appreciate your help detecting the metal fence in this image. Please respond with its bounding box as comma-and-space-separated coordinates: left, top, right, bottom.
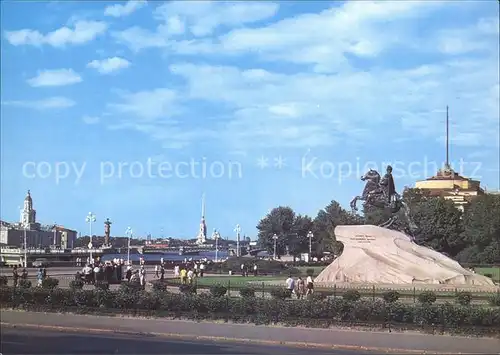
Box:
164, 278, 500, 303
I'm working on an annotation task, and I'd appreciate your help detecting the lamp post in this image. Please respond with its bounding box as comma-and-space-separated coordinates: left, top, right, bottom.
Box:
272, 233, 278, 259
23, 226, 27, 268
85, 212, 96, 263
234, 224, 241, 257
53, 222, 57, 247
212, 229, 220, 262
125, 227, 133, 265
307, 231, 314, 259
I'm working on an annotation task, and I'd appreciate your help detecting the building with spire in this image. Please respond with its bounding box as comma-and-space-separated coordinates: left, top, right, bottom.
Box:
0, 190, 77, 248
196, 193, 207, 245
20, 190, 39, 230
415, 106, 484, 211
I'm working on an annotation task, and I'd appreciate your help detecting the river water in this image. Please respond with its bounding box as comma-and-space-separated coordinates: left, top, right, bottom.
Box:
100, 251, 230, 263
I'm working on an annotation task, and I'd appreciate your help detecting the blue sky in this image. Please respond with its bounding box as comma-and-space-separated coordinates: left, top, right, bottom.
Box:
1, 1, 499, 239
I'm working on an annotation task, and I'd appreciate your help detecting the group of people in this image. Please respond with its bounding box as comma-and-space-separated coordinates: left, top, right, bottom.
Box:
79, 259, 124, 284
12, 265, 48, 287
171, 261, 207, 285
239, 263, 258, 277
285, 275, 315, 299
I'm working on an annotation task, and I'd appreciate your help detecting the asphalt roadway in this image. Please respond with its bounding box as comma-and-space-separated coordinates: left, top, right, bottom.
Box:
1, 327, 372, 355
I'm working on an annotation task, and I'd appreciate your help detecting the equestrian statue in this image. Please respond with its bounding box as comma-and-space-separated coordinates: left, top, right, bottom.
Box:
350, 165, 417, 230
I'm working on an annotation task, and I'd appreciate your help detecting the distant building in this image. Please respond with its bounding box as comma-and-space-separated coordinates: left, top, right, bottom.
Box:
414, 106, 484, 212
0, 190, 77, 248
415, 166, 484, 211
196, 193, 207, 245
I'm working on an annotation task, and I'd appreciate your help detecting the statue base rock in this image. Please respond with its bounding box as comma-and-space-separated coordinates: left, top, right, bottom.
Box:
315, 225, 494, 286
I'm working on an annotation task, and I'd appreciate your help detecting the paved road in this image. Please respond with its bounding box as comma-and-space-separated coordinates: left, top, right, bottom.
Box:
2, 310, 499, 353
0, 327, 370, 355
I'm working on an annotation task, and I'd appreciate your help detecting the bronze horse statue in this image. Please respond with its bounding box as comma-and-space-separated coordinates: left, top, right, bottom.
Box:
350, 169, 416, 230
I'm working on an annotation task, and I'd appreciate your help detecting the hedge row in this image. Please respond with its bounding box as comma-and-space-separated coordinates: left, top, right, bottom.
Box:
1, 285, 499, 336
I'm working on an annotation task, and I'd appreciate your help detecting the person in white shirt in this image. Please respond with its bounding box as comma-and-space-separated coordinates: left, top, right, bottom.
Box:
82, 265, 92, 284
199, 263, 205, 277
154, 265, 159, 278
174, 265, 180, 277
187, 269, 194, 284
139, 266, 146, 288
286, 275, 295, 297
306, 275, 314, 295
93, 265, 100, 284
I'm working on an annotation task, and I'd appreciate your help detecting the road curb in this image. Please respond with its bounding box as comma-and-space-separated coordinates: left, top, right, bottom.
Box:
0, 322, 467, 354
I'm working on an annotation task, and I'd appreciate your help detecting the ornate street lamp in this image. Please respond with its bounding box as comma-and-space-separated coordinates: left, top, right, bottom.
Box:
85, 212, 96, 263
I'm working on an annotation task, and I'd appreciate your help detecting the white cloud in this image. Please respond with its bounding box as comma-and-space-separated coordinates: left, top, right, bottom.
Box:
215, 1, 446, 71
4, 20, 107, 47
27, 69, 82, 87
82, 115, 100, 124
113, 1, 279, 51
154, 1, 279, 37
87, 57, 131, 74
107, 88, 178, 120
2, 97, 75, 110
105, 1, 499, 152
435, 17, 498, 55
104, 0, 147, 18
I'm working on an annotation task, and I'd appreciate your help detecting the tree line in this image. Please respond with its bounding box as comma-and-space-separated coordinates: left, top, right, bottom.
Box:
256, 189, 500, 265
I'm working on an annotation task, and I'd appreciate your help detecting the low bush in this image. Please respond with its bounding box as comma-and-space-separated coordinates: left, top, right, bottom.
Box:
18, 279, 32, 289
456, 291, 472, 306
308, 292, 329, 301
239, 287, 256, 298
69, 280, 84, 290
418, 291, 437, 305
41, 277, 59, 290
306, 268, 315, 276
343, 290, 361, 302
94, 281, 110, 291
0, 286, 499, 336
382, 291, 400, 303
179, 284, 197, 294
151, 281, 168, 293
120, 282, 142, 293
0, 276, 7, 286
209, 284, 227, 298
270, 288, 291, 299
489, 293, 500, 307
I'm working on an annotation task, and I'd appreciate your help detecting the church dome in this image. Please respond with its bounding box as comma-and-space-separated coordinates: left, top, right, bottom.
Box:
25, 190, 32, 202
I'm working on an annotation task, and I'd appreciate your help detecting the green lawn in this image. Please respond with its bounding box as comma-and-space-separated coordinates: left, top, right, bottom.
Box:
170, 275, 284, 288
296, 266, 326, 276
476, 267, 500, 282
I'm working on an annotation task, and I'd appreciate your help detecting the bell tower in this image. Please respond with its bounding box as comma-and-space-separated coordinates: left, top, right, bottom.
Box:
20, 190, 37, 230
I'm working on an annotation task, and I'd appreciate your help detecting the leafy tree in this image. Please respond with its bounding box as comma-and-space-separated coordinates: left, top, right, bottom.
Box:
461, 194, 500, 263
313, 200, 362, 255
256, 206, 313, 257
411, 197, 464, 256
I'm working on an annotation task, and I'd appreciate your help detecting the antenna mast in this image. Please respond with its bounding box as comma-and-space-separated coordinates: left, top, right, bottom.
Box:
201, 193, 205, 218
445, 105, 449, 169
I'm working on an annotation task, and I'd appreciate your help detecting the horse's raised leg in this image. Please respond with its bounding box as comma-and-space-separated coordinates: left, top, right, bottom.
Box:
350, 196, 358, 212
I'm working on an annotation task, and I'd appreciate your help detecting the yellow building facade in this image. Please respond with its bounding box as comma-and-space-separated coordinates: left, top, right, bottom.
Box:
415, 166, 484, 211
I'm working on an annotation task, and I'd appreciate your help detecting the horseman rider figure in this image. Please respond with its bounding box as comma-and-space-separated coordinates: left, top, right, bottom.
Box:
380, 165, 396, 206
